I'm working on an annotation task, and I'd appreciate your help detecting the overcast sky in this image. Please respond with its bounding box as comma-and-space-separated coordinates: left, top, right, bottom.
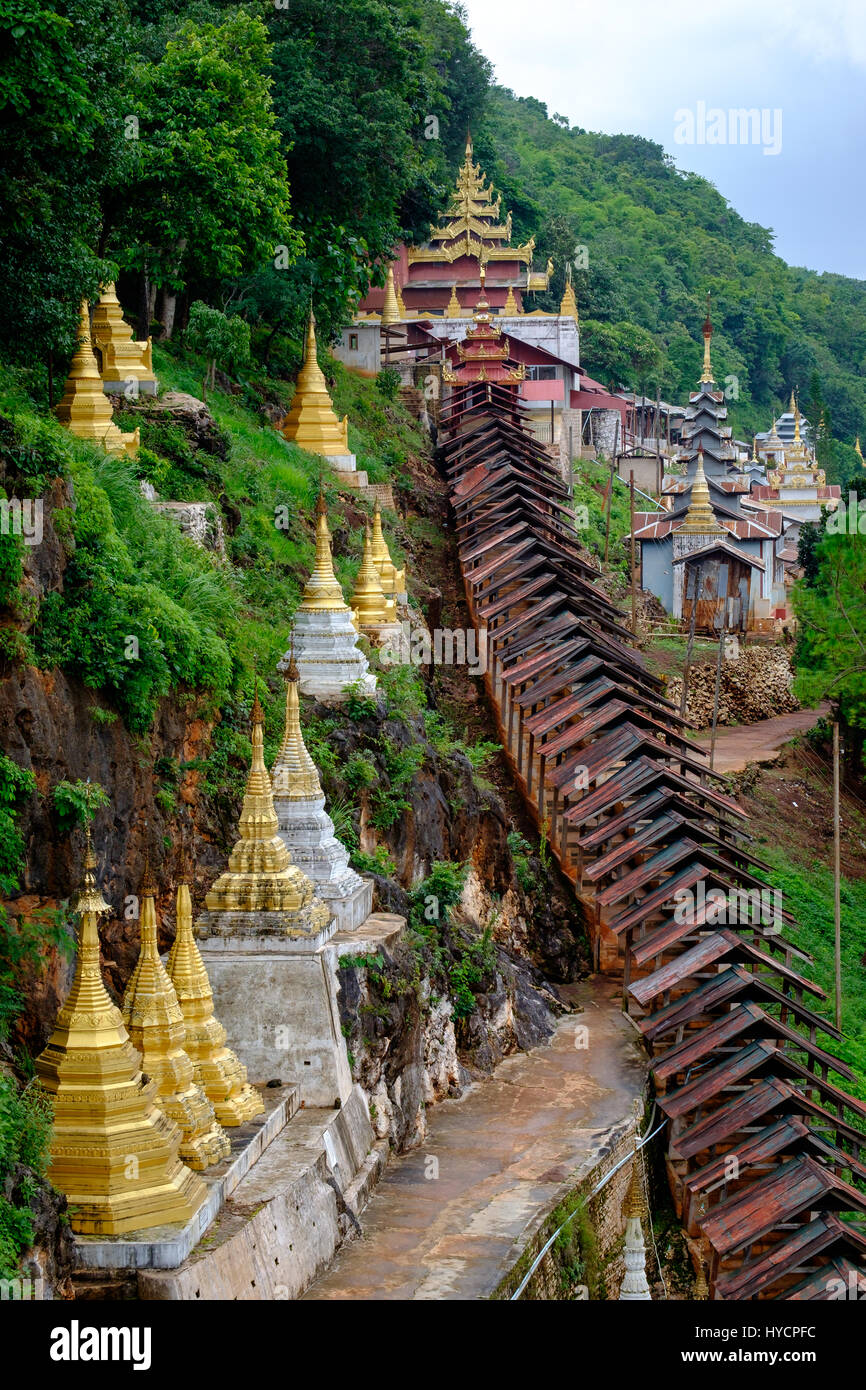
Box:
462, 0, 866, 280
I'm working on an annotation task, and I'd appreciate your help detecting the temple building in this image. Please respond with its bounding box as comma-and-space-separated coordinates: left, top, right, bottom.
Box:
55, 302, 140, 458
331, 138, 628, 461
35, 836, 206, 1234
634, 309, 785, 632
746, 394, 840, 526
91, 283, 157, 396
271, 657, 372, 931
287, 496, 378, 701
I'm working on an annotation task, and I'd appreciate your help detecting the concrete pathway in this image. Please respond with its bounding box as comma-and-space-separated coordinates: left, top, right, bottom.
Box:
695, 704, 829, 774
303, 976, 646, 1301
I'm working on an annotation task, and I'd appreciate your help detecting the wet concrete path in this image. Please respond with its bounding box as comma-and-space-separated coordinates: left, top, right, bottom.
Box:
695, 704, 828, 774
303, 976, 646, 1300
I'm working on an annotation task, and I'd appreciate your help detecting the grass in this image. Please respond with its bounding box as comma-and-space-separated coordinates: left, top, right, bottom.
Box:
761, 847, 866, 1101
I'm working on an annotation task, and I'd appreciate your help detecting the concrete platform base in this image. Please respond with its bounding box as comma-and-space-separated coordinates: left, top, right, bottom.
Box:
322, 876, 374, 932
138, 1085, 382, 1301
70, 1085, 299, 1272
201, 939, 353, 1107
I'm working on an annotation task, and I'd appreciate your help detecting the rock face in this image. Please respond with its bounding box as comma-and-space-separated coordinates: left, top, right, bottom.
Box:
129, 391, 230, 460
155, 500, 226, 556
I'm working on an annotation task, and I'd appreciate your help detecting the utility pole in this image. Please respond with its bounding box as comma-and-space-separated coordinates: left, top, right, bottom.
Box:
630, 472, 637, 637
603, 456, 616, 565
833, 720, 842, 1031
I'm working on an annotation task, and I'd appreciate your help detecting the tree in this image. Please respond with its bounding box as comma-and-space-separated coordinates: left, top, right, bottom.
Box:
793, 527, 866, 775
115, 11, 300, 337
0, 0, 130, 367
185, 302, 251, 400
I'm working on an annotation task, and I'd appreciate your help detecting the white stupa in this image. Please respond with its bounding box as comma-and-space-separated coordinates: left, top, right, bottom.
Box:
271, 657, 373, 932
284, 495, 377, 701
619, 1144, 652, 1301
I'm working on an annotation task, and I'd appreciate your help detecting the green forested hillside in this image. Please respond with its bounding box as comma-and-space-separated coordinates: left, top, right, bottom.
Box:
477, 89, 866, 473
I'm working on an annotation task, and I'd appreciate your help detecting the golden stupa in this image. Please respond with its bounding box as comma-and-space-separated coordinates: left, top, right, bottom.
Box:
856, 436, 865, 467
444, 285, 462, 319
90, 283, 156, 396
167, 880, 263, 1125
502, 285, 519, 315
395, 280, 408, 320
34, 834, 206, 1235
380, 268, 401, 327
678, 449, 725, 535
121, 868, 230, 1170
351, 524, 399, 631
280, 311, 350, 456
297, 494, 351, 613
202, 686, 331, 929
560, 268, 579, 321
55, 302, 139, 458
370, 499, 406, 598
271, 655, 323, 802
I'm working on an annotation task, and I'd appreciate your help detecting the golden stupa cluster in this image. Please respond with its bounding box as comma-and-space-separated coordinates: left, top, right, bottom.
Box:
35, 832, 262, 1236
203, 686, 331, 928
295, 492, 406, 637
55, 290, 156, 458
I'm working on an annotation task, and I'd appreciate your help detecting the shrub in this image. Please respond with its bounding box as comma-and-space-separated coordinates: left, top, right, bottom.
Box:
51, 780, 110, 835
0, 1075, 53, 1279
375, 367, 401, 401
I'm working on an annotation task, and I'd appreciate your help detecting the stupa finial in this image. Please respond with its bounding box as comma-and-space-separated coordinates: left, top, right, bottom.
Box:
699, 293, 714, 384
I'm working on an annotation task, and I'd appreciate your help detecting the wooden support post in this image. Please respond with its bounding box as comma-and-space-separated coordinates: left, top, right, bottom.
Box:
833, 720, 842, 1032
603, 457, 616, 565
709, 605, 726, 772
629, 471, 637, 637
680, 564, 700, 721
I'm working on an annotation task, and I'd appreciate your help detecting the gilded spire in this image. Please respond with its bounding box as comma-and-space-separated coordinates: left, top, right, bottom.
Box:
560, 266, 578, 321
166, 882, 263, 1125
271, 663, 323, 801
203, 694, 330, 925
297, 494, 350, 612
351, 524, 398, 631
624, 1149, 647, 1221
502, 285, 519, 316
856, 436, 864, 465
699, 294, 714, 384
678, 448, 725, 534
445, 285, 462, 319
122, 871, 230, 1170
395, 280, 408, 319
35, 837, 207, 1233
370, 499, 406, 598
787, 389, 809, 463
55, 302, 140, 458
381, 267, 400, 326
693, 1262, 710, 1300
280, 310, 350, 456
